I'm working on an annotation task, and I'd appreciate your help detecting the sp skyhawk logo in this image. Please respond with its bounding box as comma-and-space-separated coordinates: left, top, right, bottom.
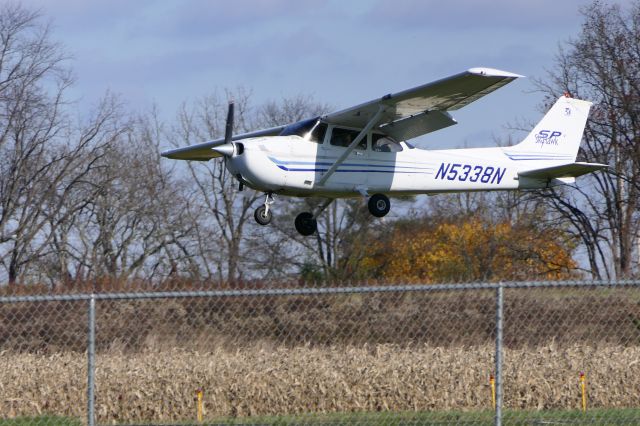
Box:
535, 130, 562, 148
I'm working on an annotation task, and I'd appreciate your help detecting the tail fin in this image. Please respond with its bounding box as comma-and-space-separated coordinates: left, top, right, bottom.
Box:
505, 96, 592, 162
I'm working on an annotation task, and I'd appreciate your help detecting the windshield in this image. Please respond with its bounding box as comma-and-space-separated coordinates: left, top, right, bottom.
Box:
279, 118, 327, 143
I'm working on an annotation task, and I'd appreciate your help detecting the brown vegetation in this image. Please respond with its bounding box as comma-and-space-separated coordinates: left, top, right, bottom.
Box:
1, 287, 639, 353
1, 344, 639, 422
1, 287, 639, 421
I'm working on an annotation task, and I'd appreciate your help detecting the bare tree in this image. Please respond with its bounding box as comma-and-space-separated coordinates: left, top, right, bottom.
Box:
534, 1, 640, 279
167, 92, 341, 283
256, 94, 330, 128
0, 5, 128, 284
24, 95, 130, 285
169, 89, 261, 282
253, 96, 380, 282
34, 107, 207, 286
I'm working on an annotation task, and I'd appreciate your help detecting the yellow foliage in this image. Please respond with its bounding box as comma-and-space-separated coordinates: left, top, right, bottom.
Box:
364, 219, 576, 283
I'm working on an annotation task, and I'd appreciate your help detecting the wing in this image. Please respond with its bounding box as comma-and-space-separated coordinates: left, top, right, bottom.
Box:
324, 67, 523, 141
160, 125, 286, 161
161, 67, 521, 161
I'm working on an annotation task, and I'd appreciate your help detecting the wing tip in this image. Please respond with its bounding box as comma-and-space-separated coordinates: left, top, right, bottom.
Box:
160, 147, 217, 161
468, 67, 525, 79
160, 149, 175, 159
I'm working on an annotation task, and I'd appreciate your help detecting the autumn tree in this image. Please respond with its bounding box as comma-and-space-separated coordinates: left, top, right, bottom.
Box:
364, 213, 576, 283
349, 189, 578, 283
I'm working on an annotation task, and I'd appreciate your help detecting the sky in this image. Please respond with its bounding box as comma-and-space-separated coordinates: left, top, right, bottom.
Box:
20, 0, 604, 149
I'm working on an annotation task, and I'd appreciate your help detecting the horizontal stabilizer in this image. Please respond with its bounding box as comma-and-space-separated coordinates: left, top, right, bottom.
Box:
519, 162, 608, 180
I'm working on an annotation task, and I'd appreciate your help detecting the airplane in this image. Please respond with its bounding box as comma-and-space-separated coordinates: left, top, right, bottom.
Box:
161, 67, 607, 236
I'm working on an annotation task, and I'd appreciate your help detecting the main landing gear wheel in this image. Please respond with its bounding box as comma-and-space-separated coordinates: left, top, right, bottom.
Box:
254, 205, 272, 225
368, 194, 390, 217
295, 212, 317, 236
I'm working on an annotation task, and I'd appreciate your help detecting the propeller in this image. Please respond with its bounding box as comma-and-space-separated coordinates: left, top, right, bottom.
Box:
212, 101, 235, 157
224, 101, 234, 144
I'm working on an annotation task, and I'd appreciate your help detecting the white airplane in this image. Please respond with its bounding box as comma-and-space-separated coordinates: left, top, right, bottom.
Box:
162, 68, 607, 236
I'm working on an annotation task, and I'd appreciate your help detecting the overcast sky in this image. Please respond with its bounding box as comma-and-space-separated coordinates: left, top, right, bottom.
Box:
21, 0, 606, 148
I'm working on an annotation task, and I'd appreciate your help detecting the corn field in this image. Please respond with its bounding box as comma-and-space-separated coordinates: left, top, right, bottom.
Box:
1, 281, 640, 425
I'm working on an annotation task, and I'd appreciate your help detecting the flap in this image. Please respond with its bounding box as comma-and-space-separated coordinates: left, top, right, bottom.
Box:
379, 110, 457, 141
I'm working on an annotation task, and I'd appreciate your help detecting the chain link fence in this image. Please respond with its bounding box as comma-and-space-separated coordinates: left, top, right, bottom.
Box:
1, 281, 639, 425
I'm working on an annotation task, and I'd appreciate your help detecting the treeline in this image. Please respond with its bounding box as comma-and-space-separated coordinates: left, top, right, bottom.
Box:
0, 2, 639, 289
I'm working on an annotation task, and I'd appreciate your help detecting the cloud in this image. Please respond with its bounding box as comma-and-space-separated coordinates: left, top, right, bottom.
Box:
22, 0, 331, 47
364, 0, 591, 31
141, 1, 319, 38
15, 0, 593, 134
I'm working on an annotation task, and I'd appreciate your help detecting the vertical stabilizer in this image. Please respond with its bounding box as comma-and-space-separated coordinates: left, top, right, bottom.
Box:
505, 96, 591, 162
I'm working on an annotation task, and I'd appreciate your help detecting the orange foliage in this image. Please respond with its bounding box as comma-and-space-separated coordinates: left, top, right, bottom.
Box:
364, 219, 576, 283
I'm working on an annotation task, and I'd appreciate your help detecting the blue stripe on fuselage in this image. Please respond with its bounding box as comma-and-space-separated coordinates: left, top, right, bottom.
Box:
270, 156, 433, 173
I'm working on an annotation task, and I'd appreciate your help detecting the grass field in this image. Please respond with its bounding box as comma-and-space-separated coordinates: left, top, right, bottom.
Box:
3, 409, 640, 425
0, 417, 80, 426
207, 408, 640, 425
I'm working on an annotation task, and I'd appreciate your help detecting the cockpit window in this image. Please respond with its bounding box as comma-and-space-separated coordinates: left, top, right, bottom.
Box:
330, 127, 366, 150
372, 133, 403, 152
279, 118, 327, 144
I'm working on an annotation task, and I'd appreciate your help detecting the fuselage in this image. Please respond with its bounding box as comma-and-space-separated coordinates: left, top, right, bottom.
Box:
226, 135, 551, 198
161, 94, 598, 236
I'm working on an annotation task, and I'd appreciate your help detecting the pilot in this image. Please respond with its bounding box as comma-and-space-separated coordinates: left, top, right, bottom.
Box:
374, 137, 392, 152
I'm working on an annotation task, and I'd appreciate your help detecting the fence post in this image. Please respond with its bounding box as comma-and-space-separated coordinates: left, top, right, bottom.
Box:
88, 295, 96, 426
494, 284, 504, 426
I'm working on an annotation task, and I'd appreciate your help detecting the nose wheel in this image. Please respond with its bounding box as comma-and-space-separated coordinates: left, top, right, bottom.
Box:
254, 205, 272, 225
254, 193, 274, 226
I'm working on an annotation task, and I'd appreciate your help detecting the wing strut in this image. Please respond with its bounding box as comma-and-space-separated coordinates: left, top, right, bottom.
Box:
318, 106, 385, 186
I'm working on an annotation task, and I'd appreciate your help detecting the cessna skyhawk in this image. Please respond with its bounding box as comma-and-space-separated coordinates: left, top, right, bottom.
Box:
161, 67, 606, 236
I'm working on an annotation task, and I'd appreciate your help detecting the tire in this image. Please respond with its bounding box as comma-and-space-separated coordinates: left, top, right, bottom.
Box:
254, 205, 272, 225
368, 194, 390, 217
295, 212, 317, 236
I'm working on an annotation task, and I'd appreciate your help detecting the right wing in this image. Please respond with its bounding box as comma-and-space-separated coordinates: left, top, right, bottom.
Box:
161, 125, 286, 161
323, 67, 523, 141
